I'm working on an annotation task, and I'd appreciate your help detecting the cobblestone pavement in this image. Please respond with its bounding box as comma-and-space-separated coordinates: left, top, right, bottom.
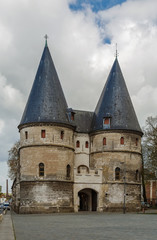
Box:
11, 212, 157, 240
0, 211, 14, 240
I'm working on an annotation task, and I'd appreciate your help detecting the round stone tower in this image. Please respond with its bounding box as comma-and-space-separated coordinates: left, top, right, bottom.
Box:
18, 41, 75, 213
90, 58, 143, 212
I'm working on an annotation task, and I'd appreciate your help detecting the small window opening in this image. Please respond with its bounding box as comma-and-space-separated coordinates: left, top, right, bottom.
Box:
115, 167, 120, 180
136, 138, 138, 146
135, 170, 139, 181
41, 130, 46, 138
66, 164, 71, 179
85, 141, 89, 148
71, 112, 75, 121
103, 137, 106, 145
39, 163, 44, 176
25, 131, 28, 139
76, 140, 80, 148
120, 137, 124, 145
61, 130, 64, 140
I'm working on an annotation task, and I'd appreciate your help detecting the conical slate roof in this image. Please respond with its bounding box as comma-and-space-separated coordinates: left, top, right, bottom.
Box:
91, 58, 142, 133
19, 44, 69, 126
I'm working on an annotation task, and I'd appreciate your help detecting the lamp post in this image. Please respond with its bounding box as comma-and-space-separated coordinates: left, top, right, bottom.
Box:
121, 162, 126, 214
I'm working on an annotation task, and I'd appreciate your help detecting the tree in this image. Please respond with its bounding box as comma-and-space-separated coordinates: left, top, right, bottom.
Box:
142, 116, 157, 179
7, 141, 20, 180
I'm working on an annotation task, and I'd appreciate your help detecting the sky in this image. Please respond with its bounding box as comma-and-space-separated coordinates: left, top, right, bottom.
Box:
0, 0, 157, 193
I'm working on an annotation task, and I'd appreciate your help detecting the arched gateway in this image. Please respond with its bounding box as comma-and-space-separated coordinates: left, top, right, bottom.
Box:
78, 188, 97, 211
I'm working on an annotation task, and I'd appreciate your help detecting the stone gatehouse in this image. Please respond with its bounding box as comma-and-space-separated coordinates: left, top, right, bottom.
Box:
12, 39, 142, 213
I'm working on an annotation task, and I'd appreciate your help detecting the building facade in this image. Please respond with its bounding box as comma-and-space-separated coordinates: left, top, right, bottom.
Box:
12, 41, 143, 213
145, 180, 157, 206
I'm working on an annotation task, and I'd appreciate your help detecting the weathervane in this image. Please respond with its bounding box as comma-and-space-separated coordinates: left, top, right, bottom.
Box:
115, 43, 119, 58
44, 34, 48, 46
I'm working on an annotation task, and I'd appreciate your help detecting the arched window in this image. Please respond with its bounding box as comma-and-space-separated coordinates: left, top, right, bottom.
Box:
76, 140, 80, 148
120, 137, 124, 145
115, 167, 120, 180
103, 137, 106, 145
135, 170, 139, 181
66, 164, 71, 179
85, 141, 89, 148
39, 163, 44, 176
77, 165, 89, 174
136, 138, 138, 146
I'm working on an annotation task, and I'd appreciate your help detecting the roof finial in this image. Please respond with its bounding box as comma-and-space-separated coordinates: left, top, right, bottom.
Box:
44, 34, 48, 47
115, 43, 119, 59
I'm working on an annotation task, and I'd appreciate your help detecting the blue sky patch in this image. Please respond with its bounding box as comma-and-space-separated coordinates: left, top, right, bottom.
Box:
69, 0, 127, 12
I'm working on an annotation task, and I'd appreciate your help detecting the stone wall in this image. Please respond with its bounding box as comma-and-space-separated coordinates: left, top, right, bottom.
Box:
89, 131, 142, 212
74, 133, 90, 168
20, 125, 74, 181
19, 181, 73, 213
18, 124, 74, 213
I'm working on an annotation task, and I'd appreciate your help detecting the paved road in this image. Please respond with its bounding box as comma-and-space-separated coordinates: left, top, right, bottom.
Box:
11, 212, 157, 240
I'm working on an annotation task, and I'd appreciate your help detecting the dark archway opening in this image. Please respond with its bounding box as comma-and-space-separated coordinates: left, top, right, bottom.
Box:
78, 189, 97, 211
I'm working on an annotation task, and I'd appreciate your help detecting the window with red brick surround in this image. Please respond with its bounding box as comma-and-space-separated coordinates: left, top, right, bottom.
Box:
120, 137, 124, 145
41, 130, 46, 138
104, 118, 110, 124
103, 137, 106, 145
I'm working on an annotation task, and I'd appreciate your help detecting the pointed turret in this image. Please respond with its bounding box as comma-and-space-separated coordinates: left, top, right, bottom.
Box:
91, 58, 142, 134
19, 42, 69, 126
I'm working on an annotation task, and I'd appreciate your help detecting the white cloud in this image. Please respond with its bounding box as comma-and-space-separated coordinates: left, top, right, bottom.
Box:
0, 0, 157, 191
0, 74, 24, 114
0, 119, 4, 134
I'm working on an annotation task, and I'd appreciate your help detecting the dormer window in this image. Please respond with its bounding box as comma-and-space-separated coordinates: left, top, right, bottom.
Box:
71, 112, 75, 121
103, 117, 111, 129
67, 108, 75, 121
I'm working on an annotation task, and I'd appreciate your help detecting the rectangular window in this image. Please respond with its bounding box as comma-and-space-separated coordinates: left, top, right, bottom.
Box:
41, 130, 46, 138
103, 137, 106, 145
71, 112, 75, 121
120, 137, 124, 145
25, 131, 28, 139
61, 131, 64, 140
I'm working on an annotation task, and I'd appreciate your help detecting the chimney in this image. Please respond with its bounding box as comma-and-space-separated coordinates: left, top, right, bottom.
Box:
6, 179, 8, 198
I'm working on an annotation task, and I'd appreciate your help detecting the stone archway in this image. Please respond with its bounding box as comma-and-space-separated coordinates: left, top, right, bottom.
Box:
78, 188, 97, 211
